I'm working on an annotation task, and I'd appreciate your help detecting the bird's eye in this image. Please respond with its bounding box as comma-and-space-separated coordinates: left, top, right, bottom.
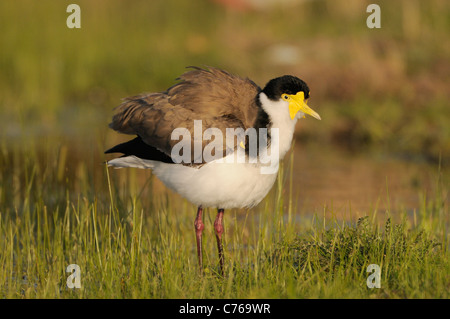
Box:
282, 94, 289, 101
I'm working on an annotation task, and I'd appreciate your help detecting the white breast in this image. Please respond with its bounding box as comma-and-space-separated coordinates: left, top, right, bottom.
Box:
153, 155, 278, 209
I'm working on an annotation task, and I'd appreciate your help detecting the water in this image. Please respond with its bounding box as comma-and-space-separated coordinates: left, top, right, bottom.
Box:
290, 144, 444, 215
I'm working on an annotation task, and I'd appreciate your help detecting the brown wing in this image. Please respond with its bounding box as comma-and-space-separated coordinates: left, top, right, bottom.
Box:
108, 66, 262, 163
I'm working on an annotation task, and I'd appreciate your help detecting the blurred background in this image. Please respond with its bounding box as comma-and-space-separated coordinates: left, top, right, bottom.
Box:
0, 0, 448, 216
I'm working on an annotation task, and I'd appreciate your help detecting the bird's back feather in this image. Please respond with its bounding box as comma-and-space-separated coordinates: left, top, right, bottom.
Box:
108, 66, 263, 164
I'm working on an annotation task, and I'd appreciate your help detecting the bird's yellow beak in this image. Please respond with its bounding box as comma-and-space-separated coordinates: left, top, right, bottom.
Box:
287, 92, 321, 120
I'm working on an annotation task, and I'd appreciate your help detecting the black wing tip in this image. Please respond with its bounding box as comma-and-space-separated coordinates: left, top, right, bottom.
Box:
104, 136, 174, 164
104, 142, 126, 154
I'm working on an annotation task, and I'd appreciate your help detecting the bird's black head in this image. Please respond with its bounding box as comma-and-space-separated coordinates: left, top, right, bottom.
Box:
262, 75, 310, 101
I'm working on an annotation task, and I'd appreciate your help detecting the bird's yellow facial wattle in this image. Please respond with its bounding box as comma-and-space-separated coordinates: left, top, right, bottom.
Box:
281, 92, 321, 120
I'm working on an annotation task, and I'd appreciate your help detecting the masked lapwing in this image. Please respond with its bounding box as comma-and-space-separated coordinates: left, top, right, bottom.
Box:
105, 66, 321, 275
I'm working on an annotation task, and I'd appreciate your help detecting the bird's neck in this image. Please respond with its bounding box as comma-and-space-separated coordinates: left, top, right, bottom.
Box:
257, 92, 298, 160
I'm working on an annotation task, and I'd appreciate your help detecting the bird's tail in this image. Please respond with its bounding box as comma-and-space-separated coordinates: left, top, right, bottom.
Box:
107, 155, 156, 169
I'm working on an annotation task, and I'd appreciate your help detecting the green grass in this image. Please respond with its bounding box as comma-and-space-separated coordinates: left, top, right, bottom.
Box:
0, 0, 449, 299
0, 144, 447, 298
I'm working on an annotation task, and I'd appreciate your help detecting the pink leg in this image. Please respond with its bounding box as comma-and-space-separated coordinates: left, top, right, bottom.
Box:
214, 208, 225, 275
194, 206, 205, 272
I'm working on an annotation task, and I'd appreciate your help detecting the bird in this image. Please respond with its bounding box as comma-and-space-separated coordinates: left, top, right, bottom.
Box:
105, 66, 321, 275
